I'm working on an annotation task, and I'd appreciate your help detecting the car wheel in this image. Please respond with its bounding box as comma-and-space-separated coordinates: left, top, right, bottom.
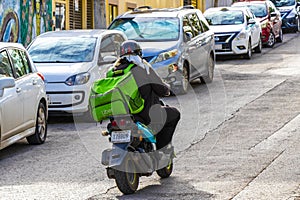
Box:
173, 65, 189, 95
26, 102, 47, 144
276, 29, 283, 43
244, 40, 252, 59
297, 18, 300, 32
254, 37, 262, 53
267, 32, 275, 47
200, 54, 214, 84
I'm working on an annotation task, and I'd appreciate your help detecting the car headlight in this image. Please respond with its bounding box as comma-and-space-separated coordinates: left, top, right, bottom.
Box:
261, 20, 268, 29
65, 72, 90, 86
235, 31, 247, 40
153, 49, 178, 64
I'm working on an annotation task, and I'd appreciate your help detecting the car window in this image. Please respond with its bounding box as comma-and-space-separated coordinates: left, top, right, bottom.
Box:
109, 17, 179, 42
19, 50, 32, 74
268, 2, 276, 13
188, 13, 204, 35
99, 34, 122, 61
204, 10, 244, 25
28, 37, 97, 63
8, 49, 30, 78
0, 50, 13, 77
198, 14, 210, 32
183, 16, 196, 38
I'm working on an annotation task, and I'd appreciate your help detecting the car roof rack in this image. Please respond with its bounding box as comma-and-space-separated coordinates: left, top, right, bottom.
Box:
180, 5, 195, 10
134, 6, 152, 12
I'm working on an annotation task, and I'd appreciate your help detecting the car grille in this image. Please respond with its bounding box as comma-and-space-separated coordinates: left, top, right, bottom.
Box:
214, 32, 238, 52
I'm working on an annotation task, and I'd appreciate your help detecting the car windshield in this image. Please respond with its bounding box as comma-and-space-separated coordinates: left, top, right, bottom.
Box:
246, 4, 267, 18
109, 17, 179, 41
270, 0, 295, 7
28, 37, 97, 63
204, 10, 244, 25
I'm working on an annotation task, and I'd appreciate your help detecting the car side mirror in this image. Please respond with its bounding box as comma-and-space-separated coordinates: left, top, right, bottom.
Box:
0, 77, 15, 97
247, 18, 256, 25
270, 12, 277, 18
297, 5, 300, 12
184, 32, 193, 42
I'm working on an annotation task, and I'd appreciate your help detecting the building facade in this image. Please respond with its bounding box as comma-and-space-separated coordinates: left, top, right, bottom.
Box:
0, 0, 228, 46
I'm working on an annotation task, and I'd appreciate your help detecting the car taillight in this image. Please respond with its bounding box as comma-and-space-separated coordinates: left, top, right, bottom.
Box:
37, 72, 45, 81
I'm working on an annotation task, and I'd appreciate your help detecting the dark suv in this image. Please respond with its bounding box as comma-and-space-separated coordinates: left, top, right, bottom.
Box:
232, 1, 283, 47
108, 6, 215, 94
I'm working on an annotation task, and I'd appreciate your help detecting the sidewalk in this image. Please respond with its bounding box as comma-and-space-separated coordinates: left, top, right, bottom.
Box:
175, 78, 300, 200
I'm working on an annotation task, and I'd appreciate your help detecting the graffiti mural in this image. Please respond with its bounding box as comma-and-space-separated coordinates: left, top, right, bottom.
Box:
0, 0, 20, 43
21, 0, 52, 47
0, 0, 52, 47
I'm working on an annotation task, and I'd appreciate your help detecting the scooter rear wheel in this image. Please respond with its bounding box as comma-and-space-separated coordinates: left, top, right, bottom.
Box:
114, 159, 139, 194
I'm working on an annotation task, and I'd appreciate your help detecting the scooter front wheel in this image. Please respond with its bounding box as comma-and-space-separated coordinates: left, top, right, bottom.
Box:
156, 162, 173, 178
114, 160, 139, 194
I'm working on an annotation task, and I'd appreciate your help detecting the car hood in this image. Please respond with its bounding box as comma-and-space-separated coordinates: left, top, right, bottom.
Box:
139, 41, 178, 57
256, 16, 268, 23
35, 62, 92, 82
210, 24, 244, 33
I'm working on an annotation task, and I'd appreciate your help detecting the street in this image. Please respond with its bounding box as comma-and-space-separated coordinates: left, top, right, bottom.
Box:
0, 32, 300, 200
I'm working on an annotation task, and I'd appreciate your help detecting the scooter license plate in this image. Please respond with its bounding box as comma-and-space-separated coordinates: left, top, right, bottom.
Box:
111, 130, 131, 143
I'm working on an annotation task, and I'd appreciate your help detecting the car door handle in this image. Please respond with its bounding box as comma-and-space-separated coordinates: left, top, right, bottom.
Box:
32, 79, 38, 85
16, 87, 22, 93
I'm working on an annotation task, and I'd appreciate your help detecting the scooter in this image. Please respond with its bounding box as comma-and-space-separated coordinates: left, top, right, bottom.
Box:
101, 114, 175, 194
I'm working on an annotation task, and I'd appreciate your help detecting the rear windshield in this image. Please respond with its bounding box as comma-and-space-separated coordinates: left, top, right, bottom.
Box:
28, 37, 97, 63
109, 17, 179, 42
204, 10, 244, 25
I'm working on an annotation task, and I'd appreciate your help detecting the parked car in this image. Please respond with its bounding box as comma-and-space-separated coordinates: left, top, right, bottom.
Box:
204, 7, 262, 59
270, 0, 300, 32
27, 30, 127, 116
108, 6, 215, 94
0, 42, 47, 150
232, 1, 283, 47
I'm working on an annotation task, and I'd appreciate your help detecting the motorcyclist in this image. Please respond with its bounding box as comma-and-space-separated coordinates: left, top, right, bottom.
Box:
111, 40, 181, 150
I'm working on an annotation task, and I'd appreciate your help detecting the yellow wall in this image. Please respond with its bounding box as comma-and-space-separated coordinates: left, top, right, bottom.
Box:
106, 0, 185, 27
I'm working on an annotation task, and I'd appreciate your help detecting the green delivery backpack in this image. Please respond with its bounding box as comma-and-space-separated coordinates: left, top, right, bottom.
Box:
89, 64, 145, 121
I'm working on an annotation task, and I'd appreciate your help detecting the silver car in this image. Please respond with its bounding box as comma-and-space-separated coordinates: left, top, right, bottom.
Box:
0, 42, 47, 150
108, 6, 215, 94
27, 30, 127, 116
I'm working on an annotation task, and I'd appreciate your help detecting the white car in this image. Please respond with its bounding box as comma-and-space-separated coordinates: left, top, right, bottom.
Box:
0, 42, 47, 150
204, 7, 262, 59
27, 30, 127, 116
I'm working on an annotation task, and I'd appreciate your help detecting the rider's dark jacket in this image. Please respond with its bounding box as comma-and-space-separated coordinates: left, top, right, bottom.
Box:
112, 57, 170, 125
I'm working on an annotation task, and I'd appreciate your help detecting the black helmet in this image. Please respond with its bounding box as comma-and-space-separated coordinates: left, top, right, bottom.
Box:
120, 40, 142, 57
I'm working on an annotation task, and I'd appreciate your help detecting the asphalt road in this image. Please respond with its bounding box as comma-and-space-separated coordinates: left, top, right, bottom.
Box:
0, 32, 299, 200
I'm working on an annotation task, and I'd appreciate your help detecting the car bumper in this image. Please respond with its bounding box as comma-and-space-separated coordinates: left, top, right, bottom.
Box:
46, 82, 90, 114
281, 17, 297, 30
150, 55, 182, 87
215, 39, 248, 55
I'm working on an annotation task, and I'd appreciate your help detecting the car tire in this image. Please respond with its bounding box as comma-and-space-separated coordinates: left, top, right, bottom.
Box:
172, 65, 189, 95
276, 29, 283, 43
254, 37, 262, 53
267, 32, 275, 47
26, 102, 47, 145
200, 54, 214, 84
244, 40, 252, 59
297, 18, 300, 32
